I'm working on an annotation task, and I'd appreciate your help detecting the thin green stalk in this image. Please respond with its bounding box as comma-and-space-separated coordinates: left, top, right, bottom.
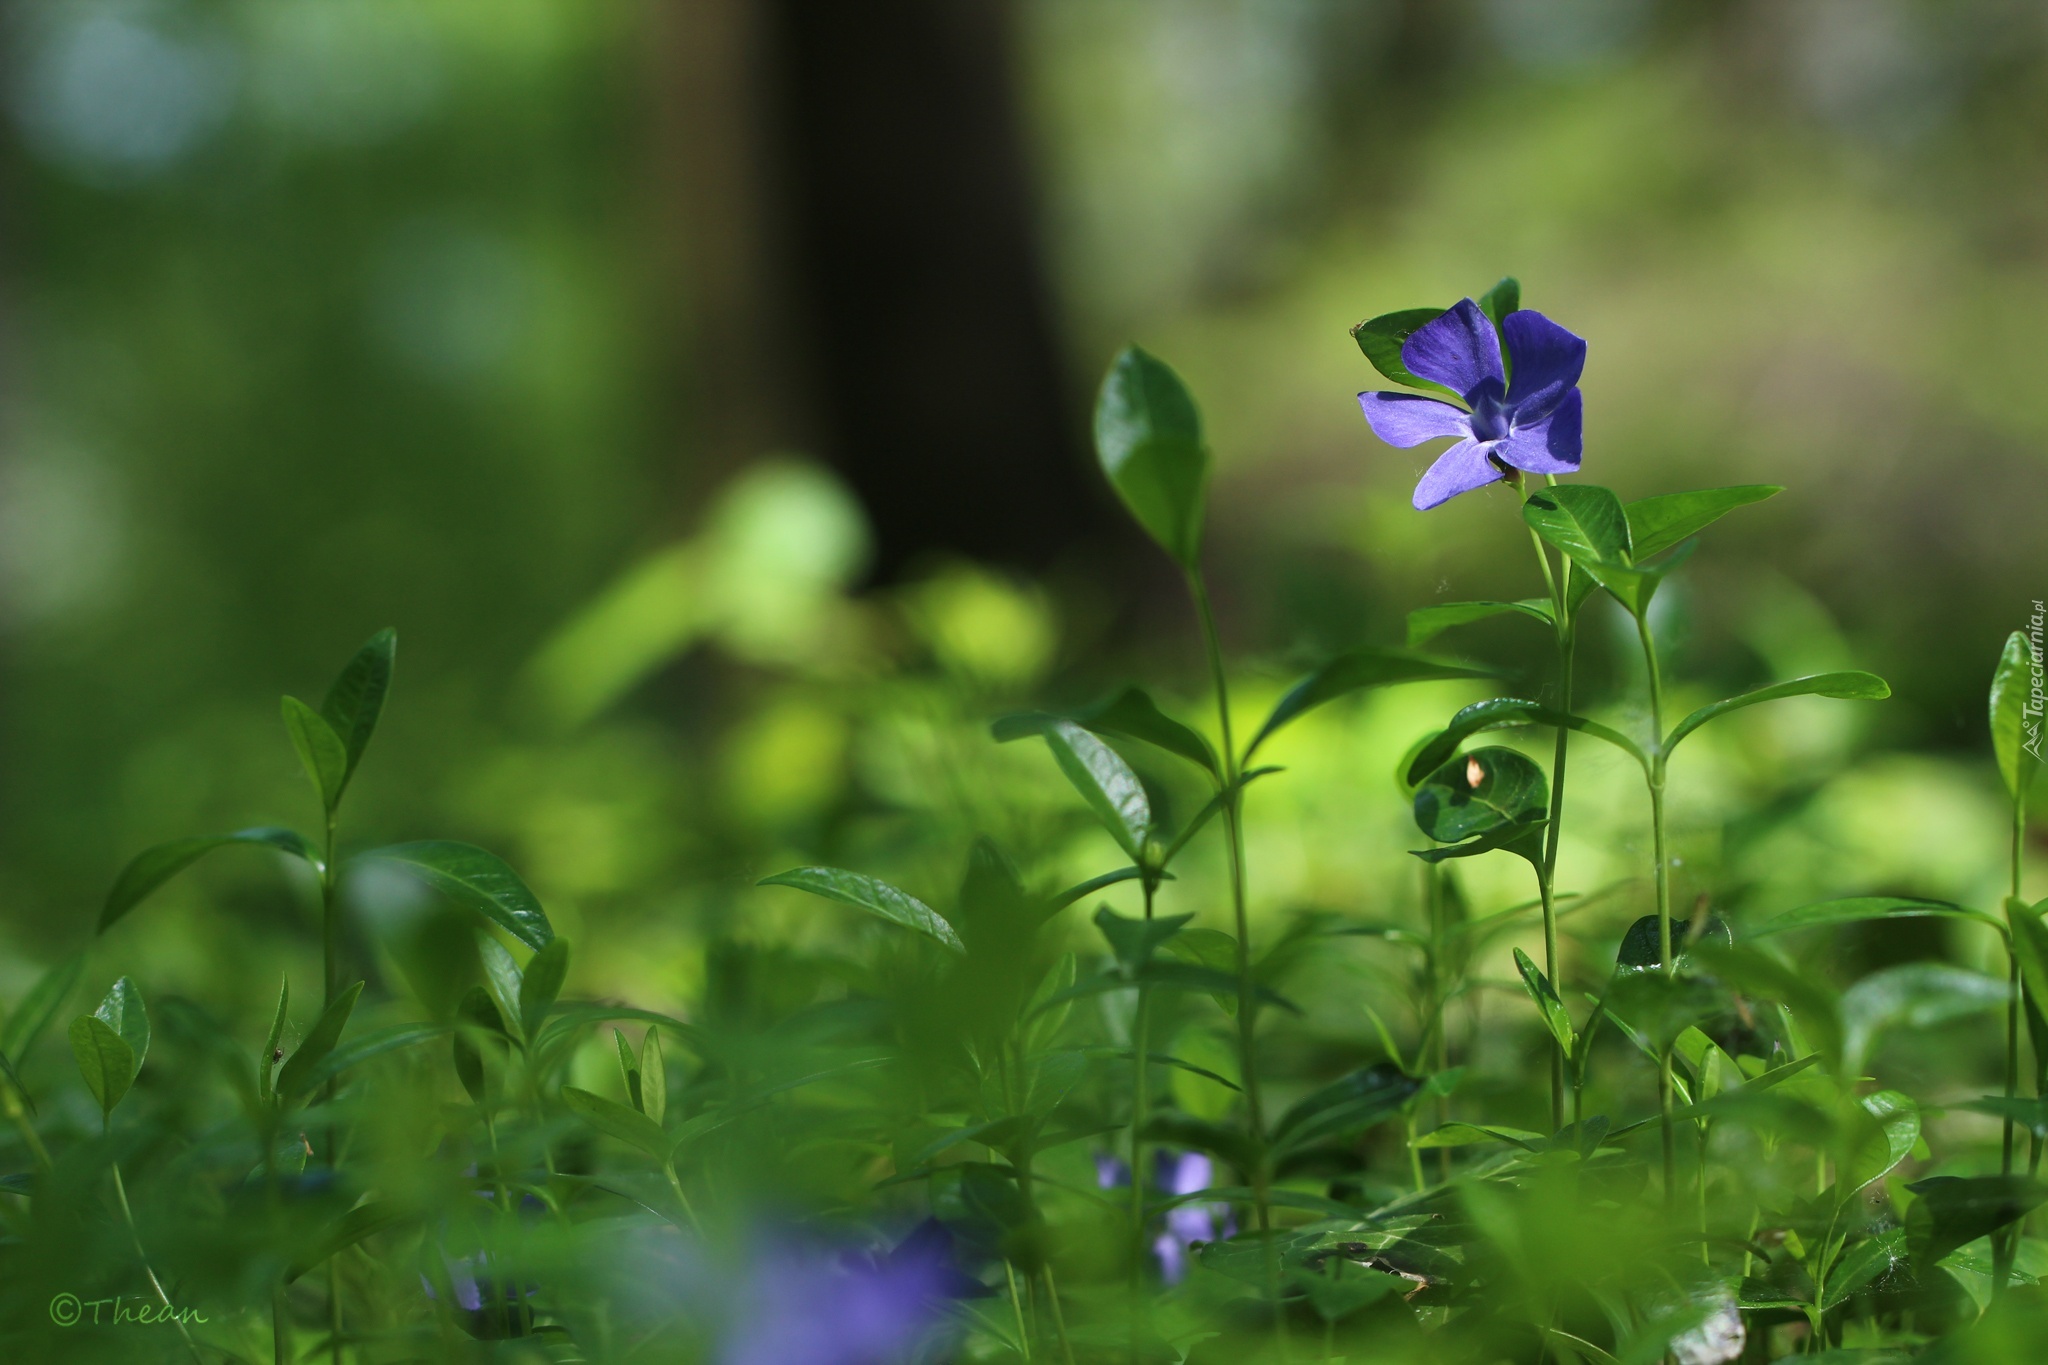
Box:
318, 815, 344, 1365
112, 1160, 206, 1365
1188, 569, 1283, 1351
1995, 801, 2025, 1296
1006, 1259, 1032, 1363
1043, 1265, 1078, 1365
1129, 877, 1155, 1365
1633, 610, 1678, 1206
4, 1089, 52, 1174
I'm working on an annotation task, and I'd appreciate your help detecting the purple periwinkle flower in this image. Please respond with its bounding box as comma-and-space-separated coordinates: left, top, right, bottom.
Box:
1359, 298, 1586, 510
722, 1220, 983, 1365
1095, 1147, 1233, 1285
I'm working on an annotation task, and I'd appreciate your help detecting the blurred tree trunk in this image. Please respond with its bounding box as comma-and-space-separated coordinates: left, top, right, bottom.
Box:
665, 0, 1107, 579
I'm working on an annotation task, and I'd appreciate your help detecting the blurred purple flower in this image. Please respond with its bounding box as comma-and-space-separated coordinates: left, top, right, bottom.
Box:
1094, 1148, 1234, 1285
722, 1220, 984, 1365
1358, 298, 1586, 510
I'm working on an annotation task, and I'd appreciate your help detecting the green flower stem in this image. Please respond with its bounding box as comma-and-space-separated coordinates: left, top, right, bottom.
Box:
318, 815, 345, 1365
1996, 800, 2026, 1296
3, 1087, 51, 1175
1005, 1259, 1033, 1363
1522, 504, 1576, 1134
1188, 568, 1284, 1350
1042, 1264, 1078, 1365
1129, 876, 1156, 1364
1633, 609, 1679, 1205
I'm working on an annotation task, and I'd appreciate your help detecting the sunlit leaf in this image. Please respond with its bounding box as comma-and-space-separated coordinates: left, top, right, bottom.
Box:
1624, 485, 1780, 560
1042, 719, 1150, 859
1412, 746, 1547, 869
1405, 599, 1553, 649
101, 828, 320, 933
358, 841, 553, 951
93, 977, 150, 1074
68, 1016, 133, 1120
1665, 672, 1890, 753
1838, 1090, 1919, 1198
1523, 484, 1631, 567
1513, 949, 1576, 1056
1991, 630, 2043, 807
1094, 346, 1209, 568
758, 867, 963, 953
1248, 648, 1495, 758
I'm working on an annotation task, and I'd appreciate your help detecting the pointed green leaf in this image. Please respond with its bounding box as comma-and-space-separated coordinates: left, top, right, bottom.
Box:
1477, 277, 1520, 330
1093, 905, 1192, 972
1665, 671, 1890, 753
1842, 964, 2007, 1074
259, 975, 289, 1103
359, 842, 553, 950
1413, 1122, 1544, 1150
1576, 540, 1696, 620
1042, 720, 1150, 859
1093, 346, 1209, 568
93, 978, 150, 1073
296, 1022, 445, 1092
275, 980, 364, 1101
1247, 648, 1496, 758
613, 1028, 642, 1111
1906, 1175, 2048, 1266
1750, 896, 2003, 938
561, 1085, 670, 1159
518, 937, 570, 1043
1991, 629, 2044, 807
476, 933, 525, 1044
640, 1026, 666, 1128
1820, 1229, 1904, 1310
1522, 484, 1631, 567
69, 1016, 134, 1118
999, 686, 1224, 778
1624, 485, 1781, 560
1, 952, 84, 1063
1271, 1063, 1422, 1152
281, 696, 349, 814
1839, 1090, 1918, 1197
102, 828, 321, 933
2008, 897, 2048, 1028
1405, 599, 1554, 649
758, 867, 963, 952
1616, 913, 1728, 970
319, 627, 396, 790
1513, 949, 1576, 1056
1350, 307, 1454, 396
285, 1199, 409, 1284
1960, 1094, 2048, 1139
1045, 866, 1153, 914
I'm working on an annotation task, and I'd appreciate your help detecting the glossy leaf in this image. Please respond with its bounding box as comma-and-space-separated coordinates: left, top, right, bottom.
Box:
1574, 540, 1695, 620
1523, 484, 1631, 567
1411, 817, 1547, 866
93, 977, 150, 1072
1, 952, 84, 1062
1839, 1090, 1919, 1197
69, 1017, 134, 1119
1991, 630, 2043, 807
1046, 866, 1152, 914
281, 695, 349, 813
1075, 687, 1219, 778
275, 980, 364, 1101
1616, 913, 1728, 970
1842, 964, 2007, 1073
758, 867, 963, 953
640, 1026, 666, 1128
1093, 346, 1209, 568
101, 828, 320, 933
1350, 307, 1453, 396
1513, 949, 1575, 1055
2009, 897, 2048, 1030
1412, 747, 1547, 867
476, 933, 525, 1043
1623, 485, 1781, 560
1749, 896, 2002, 938
1093, 906, 1193, 972
613, 1029, 642, 1111
360, 841, 553, 951
1042, 719, 1150, 859
1405, 599, 1554, 649
1477, 276, 1520, 329
318, 627, 396, 791
1247, 648, 1495, 758
1665, 671, 1890, 752
561, 1085, 672, 1159
1271, 1062, 1422, 1152
1906, 1175, 2048, 1266
518, 937, 570, 1043
1820, 1229, 1905, 1310
1404, 696, 1647, 785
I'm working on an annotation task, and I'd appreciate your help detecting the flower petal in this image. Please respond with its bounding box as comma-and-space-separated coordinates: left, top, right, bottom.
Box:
1359, 392, 1472, 447
1494, 389, 1582, 475
1502, 310, 1586, 418
1401, 299, 1503, 399
1412, 438, 1505, 510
